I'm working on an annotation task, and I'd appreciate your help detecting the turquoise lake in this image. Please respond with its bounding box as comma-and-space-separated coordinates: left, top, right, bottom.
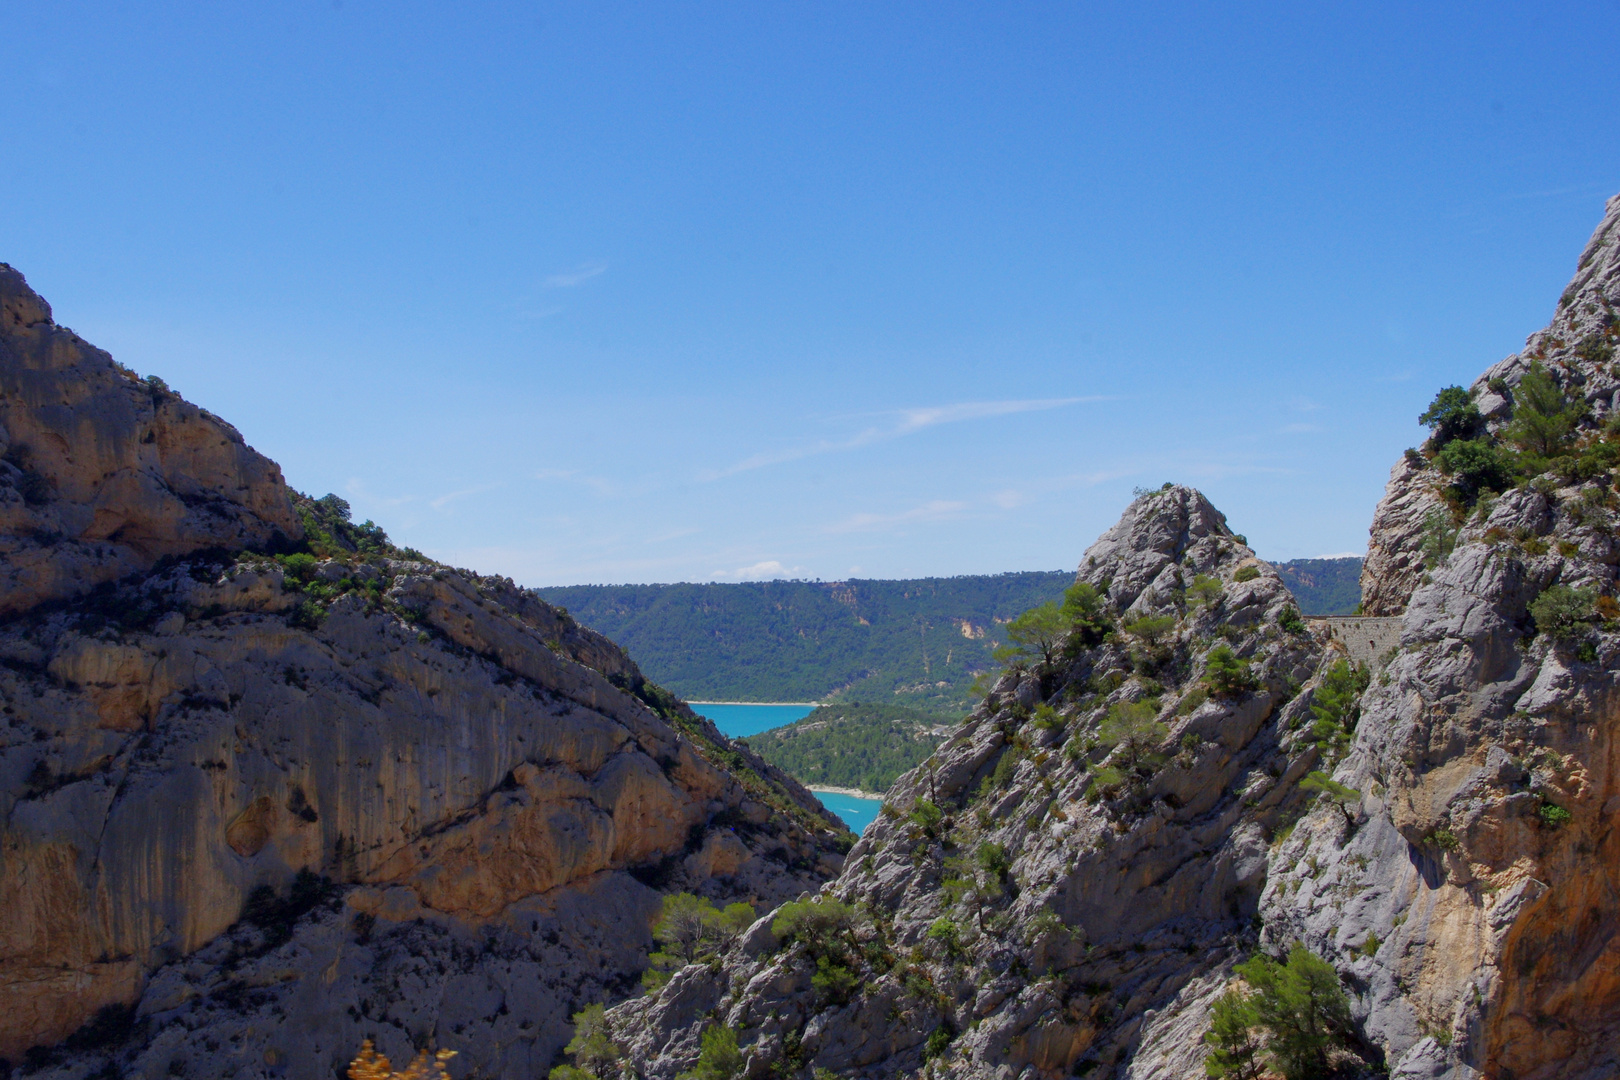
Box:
690, 702, 816, 736
694, 702, 885, 834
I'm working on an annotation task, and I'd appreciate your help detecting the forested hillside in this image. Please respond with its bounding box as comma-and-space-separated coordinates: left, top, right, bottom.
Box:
1273, 556, 1362, 614
743, 703, 950, 794
539, 562, 1361, 707
536, 572, 1073, 709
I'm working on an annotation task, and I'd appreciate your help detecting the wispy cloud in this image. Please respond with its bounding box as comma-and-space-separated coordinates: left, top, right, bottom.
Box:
823, 500, 967, 534
701, 396, 1106, 481
535, 468, 618, 497
712, 559, 801, 581
430, 482, 503, 511
543, 260, 608, 288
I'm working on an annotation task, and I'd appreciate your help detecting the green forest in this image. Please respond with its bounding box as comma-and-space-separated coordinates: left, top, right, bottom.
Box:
742, 703, 949, 794
1273, 557, 1362, 615
538, 559, 1362, 708
537, 572, 1073, 709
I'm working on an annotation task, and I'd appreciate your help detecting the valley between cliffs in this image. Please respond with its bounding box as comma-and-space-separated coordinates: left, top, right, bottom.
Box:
10, 192, 1620, 1080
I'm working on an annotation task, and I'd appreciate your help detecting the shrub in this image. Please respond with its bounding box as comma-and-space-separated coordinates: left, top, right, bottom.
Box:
1539, 803, 1573, 827
1125, 614, 1176, 645
1187, 574, 1224, 607
922, 1025, 955, 1061
907, 799, 945, 838
811, 955, 860, 1006
1233, 566, 1261, 583
1576, 333, 1615, 365
1228, 945, 1352, 1080
1419, 385, 1483, 446
926, 917, 965, 959
1176, 687, 1209, 715
1309, 660, 1370, 758
1062, 580, 1111, 645
1530, 584, 1597, 642
678, 1025, 743, 1080
773, 897, 859, 963
1277, 606, 1306, 636
1204, 645, 1256, 698
1435, 438, 1514, 503
644, 894, 755, 986
280, 552, 318, 582
1504, 362, 1587, 459
1097, 700, 1168, 771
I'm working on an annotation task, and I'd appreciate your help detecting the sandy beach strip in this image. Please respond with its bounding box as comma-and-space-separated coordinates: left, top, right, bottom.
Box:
807, 784, 886, 800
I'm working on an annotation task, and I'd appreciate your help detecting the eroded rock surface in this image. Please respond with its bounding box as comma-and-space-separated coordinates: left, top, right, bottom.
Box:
604, 487, 1344, 1079
1268, 195, 1620, 1079
601, 196, 1620, 1080
0, 266, 845, 1078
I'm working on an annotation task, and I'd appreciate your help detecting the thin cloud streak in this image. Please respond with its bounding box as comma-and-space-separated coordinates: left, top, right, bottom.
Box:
823, 500, 967, 534
701, 396, 1108, 481
543, 261, 609, 287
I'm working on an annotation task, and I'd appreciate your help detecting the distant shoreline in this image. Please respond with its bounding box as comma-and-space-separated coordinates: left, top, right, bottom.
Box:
808, 784, 885, 800
691, 700, 822, 707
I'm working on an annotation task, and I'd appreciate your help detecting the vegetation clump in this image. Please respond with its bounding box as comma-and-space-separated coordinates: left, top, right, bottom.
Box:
1308, 660, 1369, 759
1204, 645, 1256, 698
1529, 584, 1597, 643
1204, 945, 1353, 1080
642, 893, 755, 991
747, 703, 950, 793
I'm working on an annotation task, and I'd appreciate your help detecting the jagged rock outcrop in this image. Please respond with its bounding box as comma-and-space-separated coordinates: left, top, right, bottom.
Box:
1267, 195, 1620, 1078
603, 197, 1620, 1080
602, 487, 1347, 1078
0, 266, 846, 1078
0, 265, 302, 618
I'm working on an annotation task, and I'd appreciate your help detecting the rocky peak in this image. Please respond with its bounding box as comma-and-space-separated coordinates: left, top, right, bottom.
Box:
0, 269, 844, 1078
1362, 195, 1620, 617
0, 264, 303, 617
598, 487, 1339, 1079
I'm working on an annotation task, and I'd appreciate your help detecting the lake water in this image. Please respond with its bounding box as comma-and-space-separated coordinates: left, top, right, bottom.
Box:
694, 702, 885, 834
691, 702, 816, 737
811, 789, 883, 834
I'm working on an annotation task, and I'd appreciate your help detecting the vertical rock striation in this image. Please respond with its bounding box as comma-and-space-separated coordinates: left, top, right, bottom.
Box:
0, 265, 845, 1078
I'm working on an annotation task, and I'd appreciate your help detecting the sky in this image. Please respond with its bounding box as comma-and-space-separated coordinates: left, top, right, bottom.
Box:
5, 3, 1620, 585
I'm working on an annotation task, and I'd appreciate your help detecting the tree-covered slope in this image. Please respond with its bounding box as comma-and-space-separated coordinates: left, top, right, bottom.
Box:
742, 703, 951, 794
536, 573, 1074, 709
1272, 556, 1362, 614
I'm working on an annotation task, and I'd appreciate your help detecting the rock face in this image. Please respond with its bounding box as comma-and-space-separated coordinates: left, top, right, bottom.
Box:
0, 266, 845, 1078
0, 265, 302, 618
600, 196, 1620, 1080
603, 487, 1343, 1078
1266, 195, 1620, 1079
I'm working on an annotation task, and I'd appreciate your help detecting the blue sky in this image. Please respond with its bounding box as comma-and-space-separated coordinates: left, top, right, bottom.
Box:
5, 3, 1619, 584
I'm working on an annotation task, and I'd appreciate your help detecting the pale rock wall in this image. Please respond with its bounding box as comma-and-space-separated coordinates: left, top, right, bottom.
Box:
0, 265, 844, 1077
0, 265, 302, 617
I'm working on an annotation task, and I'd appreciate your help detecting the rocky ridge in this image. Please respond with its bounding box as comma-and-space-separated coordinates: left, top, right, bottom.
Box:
602, 487, 1346, 1078
0, 265, 846, 1079
597, 196, 1620, 1080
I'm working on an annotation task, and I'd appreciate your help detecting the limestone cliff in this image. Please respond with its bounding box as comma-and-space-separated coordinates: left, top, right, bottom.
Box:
602, 487, 1346, 1078
1266, 195, 1620, 1078
596, 196, 1620, 1080
0, 265, 846, 1078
